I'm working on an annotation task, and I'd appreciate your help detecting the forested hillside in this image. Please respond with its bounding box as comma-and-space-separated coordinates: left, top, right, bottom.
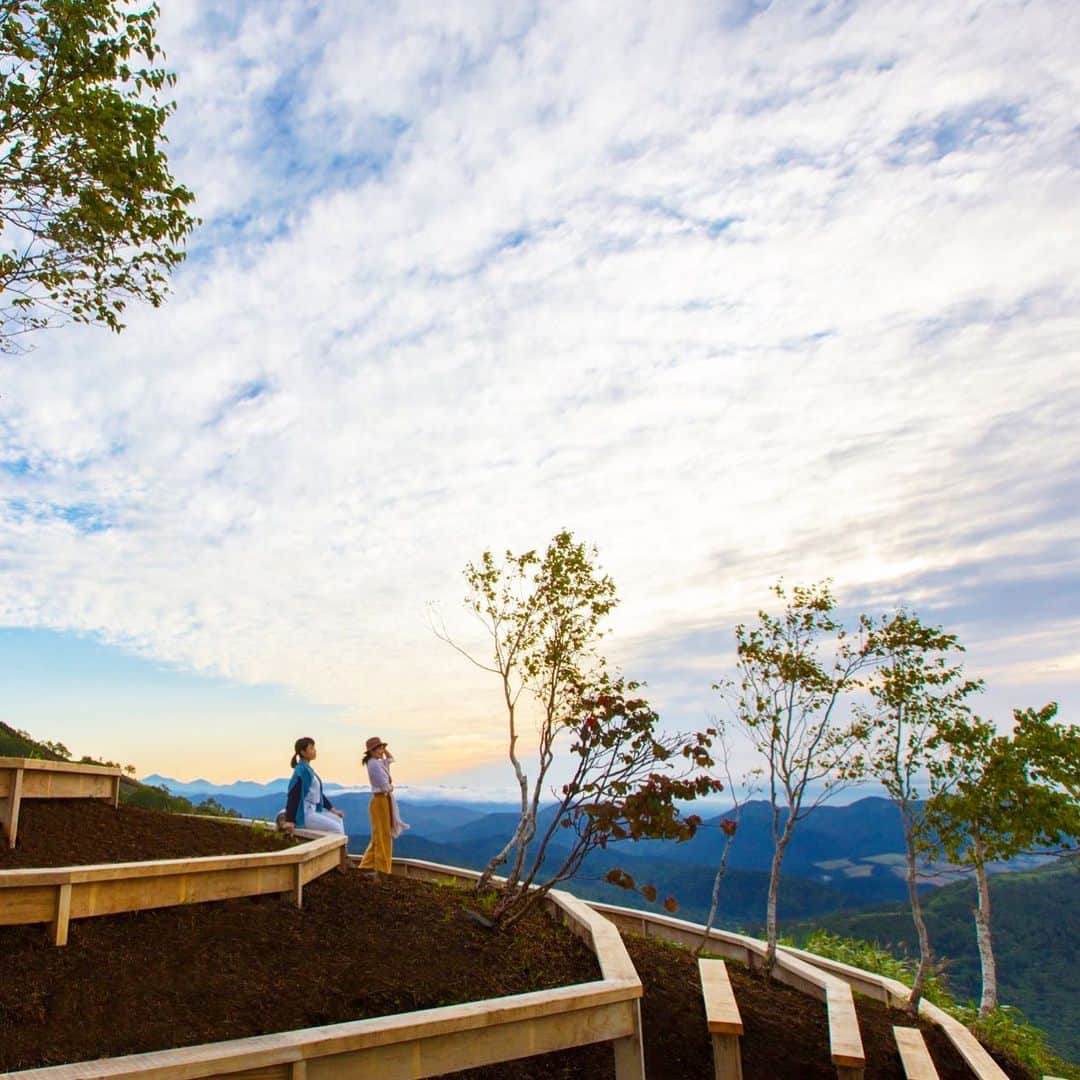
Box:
0, 721, 69, 760
795, 858, 1080, 1060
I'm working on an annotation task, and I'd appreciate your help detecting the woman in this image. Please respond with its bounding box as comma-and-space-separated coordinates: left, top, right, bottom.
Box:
281, 737, 345, 835
358, 736, 408, 874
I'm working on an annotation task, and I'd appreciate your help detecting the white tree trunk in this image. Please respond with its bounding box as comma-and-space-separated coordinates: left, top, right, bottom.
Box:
973, 849, 997, 1015
903, 824, 932, 1013
478, 695, 530, 892
765, 828, 791, 971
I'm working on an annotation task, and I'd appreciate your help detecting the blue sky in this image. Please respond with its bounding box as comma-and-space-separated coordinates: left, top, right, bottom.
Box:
0, 1, 1077, 789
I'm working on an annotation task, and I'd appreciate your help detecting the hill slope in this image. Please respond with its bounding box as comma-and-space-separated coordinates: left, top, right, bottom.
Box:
0, 721, 69, 760
794, 858, 1080, 1061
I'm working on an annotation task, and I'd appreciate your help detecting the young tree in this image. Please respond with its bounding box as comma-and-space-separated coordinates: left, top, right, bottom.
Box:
694, 720, 757, 957
0, 1, 197, 349
925, 703, 1080, 1015
433, 529, 618, 893
844, 610, 983, 1012
492, 675, 722, 928
721, 580, 873, 970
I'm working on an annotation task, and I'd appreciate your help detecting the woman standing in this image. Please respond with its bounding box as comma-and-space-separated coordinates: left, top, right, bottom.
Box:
282, 737, 345, 835
358, 736, 408, 874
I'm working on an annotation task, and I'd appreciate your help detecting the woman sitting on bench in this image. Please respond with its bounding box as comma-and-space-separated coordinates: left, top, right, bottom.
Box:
280, 737, 345, 835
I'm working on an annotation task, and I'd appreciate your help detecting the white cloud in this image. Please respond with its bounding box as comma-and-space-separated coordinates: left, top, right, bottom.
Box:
0, 0, 1077, 781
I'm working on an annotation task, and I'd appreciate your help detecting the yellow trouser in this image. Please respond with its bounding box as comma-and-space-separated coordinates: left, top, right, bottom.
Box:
359, 793, 392, 873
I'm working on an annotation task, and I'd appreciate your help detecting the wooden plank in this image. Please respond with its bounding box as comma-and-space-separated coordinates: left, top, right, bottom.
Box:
699, 959, 744, 1036
0, 835, 345, 937
826, 982, 865, 1072
69, 864, 297, 919
917, 1003, 1010, 1080
0, 883, 56, 925
7, 981, 639, 1078
21, 771, 115, 800
0, 757, 122, 776
0, 765, 23, 848
51, 882, 72, 946
711, 1032, 744, 1080
291, 862, 303, 908
894, 1027, 940, 1080
0, 834, 344, 888
610, 1000, 646, 1080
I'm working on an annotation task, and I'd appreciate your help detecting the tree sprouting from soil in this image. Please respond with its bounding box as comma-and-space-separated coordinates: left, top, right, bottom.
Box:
843, 609, 983, 1013
923, 702, 1080, 1015
434, 529, 722, 927
719, 580, 874, 971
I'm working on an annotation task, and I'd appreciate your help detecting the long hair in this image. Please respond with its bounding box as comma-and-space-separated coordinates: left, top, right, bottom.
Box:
290, 736, 314, 769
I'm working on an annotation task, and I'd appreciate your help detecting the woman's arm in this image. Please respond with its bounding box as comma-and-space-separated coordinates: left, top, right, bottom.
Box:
284, 774, 302, 824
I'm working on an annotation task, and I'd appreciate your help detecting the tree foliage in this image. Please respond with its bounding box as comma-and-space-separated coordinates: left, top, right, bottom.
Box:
495, 675, 722, 927
925, 703, 1080, 1014
0, 0, 196, 348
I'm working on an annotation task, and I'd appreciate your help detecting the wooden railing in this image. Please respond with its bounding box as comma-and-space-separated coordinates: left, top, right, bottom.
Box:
0, 830, 347, 944
589, 899, 1010, 1080
0, 757, 121, 847
8, 866, 645, 1080
1, 853, 1013, 1080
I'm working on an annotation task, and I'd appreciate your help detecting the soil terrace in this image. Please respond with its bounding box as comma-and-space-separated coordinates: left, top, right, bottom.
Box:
0, 798, 295, 868
0, 799, 1034, 1079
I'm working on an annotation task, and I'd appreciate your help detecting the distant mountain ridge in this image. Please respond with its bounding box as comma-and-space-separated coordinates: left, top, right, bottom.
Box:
141, 773, 341, 798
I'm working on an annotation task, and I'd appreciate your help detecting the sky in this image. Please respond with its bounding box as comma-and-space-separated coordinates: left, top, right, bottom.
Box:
0, 1, 1077, 794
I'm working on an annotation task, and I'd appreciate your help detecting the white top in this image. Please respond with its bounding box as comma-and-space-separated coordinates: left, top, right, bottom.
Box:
366, 756, 393, 794
304, 770, 324, 809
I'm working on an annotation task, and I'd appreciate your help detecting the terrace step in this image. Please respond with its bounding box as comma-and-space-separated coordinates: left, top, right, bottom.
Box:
894, 1026, 940, 1080
827, 980, 865, 1080
698, 958, 744, 1080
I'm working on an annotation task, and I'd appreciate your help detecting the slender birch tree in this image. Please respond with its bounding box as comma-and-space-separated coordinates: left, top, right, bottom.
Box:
433, 529, 617, 893
723, 580, 873, 970
844, 610, 982, 1012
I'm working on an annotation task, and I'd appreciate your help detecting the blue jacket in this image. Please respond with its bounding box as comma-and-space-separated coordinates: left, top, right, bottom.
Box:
284, 760, 334, 828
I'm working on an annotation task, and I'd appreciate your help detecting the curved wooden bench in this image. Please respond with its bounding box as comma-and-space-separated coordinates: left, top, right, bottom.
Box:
0, 758, 121, 847
584, 899, 1009, 1080
7, 879, 645, 1080
0, 831, 346, 944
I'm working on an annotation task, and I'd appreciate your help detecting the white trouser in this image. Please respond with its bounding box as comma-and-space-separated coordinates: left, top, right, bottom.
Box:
302, 807, 345, 834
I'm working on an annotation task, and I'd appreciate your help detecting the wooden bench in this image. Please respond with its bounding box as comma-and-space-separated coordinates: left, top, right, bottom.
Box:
894, 1027, 940, 1080
827, 981, 865, 1080
699, 958, 744, 1080
0, 758, 121, 848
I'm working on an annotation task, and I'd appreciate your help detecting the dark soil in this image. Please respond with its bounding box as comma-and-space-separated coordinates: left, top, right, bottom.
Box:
0, 798, 296, 867
0, 870, 601, 1072
0, 804, 1037, 1078
620, 934, 1032, 1080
